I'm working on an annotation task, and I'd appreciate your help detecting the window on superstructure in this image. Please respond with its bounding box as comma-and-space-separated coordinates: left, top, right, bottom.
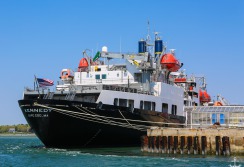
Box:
95, 74, 100, 79
162, 103, 168, 113
102, 74, 107, 79
119, 99, 127, 107
140, 101, 143, 109
152, 102, 156, 111
134, 73, 142, 82
171, 105, 177, 115
114, 98, 118, 106
144, 101, 151, 110
128, 99, 134, 109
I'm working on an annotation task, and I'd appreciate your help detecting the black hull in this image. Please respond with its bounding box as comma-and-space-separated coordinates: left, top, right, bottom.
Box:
18, 99, 185, 148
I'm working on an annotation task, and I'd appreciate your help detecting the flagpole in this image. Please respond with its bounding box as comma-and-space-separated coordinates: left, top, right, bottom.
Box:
34, 75, 40, 96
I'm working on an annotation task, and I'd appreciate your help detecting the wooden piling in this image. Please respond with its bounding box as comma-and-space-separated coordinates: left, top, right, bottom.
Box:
180, 136, 185, 154
168, 136, 173, 154
142, 128, 244, 155
222, 136, 230, 156
193, 136, 199, 154
173, 136, 178, 154
187, 136, 192, 154
201, 136, 207, 155
216, 136, 221, 155
162, 136, 167, 153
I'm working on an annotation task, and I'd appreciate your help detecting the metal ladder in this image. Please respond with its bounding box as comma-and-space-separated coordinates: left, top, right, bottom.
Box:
43, 92, 54, 99
65, 91, 76, 101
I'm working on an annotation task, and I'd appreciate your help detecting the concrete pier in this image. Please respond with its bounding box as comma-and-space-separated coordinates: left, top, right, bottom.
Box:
141, 128, 244, 155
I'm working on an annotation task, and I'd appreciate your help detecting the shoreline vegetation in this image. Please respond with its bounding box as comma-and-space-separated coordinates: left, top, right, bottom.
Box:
0, 133, 36, 137
0, 124, 35, 136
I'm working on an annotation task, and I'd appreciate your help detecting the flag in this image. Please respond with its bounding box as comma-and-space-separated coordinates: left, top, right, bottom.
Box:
37, 78, 54, 87
93, 51, 101, 61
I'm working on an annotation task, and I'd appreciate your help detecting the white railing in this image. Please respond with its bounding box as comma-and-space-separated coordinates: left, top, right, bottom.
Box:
77, 78, 135, 85
185, 106, 244, 128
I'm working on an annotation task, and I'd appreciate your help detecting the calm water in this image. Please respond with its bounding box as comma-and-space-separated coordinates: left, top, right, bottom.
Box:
0, 136, 243, 167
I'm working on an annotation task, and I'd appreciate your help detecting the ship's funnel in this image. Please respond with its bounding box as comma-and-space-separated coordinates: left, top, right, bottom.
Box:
138, 39, 146, 54
155, 38, 163, 55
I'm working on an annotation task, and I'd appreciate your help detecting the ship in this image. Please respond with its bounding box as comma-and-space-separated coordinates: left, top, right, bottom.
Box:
18, 31, 211, 148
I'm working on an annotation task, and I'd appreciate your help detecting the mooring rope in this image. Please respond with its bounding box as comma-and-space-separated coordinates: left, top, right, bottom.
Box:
34, 103, 147, 131
34, 103, 184, 125
33, 103, 185, 131
117, 109, 137, 129
55, 107, 145, 130
75, 106, 142, 131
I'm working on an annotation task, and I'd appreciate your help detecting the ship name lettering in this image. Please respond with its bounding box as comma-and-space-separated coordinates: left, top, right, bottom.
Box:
25, 108, 52, 113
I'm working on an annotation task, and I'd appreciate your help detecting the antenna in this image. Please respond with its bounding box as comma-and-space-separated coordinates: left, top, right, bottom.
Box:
146, 20, 151, 44
170, 49, 176, 55
154, 31, 160, 39
120, 36, 122, 54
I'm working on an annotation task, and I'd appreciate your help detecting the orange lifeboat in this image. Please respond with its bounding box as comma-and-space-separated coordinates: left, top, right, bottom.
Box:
160, 53, 181, 72
214, 101, 223, 106
199, 89, 211, 103
78, 58, 89, 71
60, 69, 74, 81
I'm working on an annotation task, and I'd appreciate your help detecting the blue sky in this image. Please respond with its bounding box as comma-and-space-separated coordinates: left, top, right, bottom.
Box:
0, 0, 243, 125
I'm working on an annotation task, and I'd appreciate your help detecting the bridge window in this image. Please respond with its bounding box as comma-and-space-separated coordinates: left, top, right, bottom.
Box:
134, 73, 142, 82
102, 74, 107, 79
95, 74, 100, 79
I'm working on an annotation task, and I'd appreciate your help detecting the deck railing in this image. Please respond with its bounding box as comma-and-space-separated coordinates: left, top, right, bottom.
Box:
185, 106, 244, 128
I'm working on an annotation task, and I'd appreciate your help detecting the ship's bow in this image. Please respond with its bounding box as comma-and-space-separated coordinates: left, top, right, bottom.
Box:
18, 99, 51, 146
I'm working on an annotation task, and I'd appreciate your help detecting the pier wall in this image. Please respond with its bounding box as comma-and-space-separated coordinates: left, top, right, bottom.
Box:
141, 128, 244, 155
